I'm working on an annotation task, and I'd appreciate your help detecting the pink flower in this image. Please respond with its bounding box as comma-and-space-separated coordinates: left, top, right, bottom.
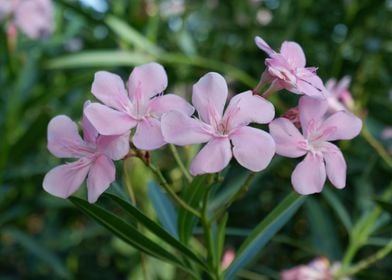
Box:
325, 76, 354, 112
161, 72, 276, 175
43, 109, 130, 203
84, 63, 194, 151
0, 0, 54, 39
269, 96, 362, 195
255, 36, 325, 99
281, 257, 348, 280
221, 248, 235, 269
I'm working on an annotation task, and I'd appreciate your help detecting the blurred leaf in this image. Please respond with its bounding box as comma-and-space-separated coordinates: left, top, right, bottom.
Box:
105, 15, 163, 55
224, 192, 305, 280
3, 227, 70, 279
323, 188, 353, 232
104, 193, 207, 270
178, 175, 209, 244
69, 197, 186, 269
45, 51, 152, 69
148, 182, 178, 239
375, 199, 392, 215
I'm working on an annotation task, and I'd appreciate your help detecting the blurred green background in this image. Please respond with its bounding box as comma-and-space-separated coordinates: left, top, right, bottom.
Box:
0, 0, 391, 279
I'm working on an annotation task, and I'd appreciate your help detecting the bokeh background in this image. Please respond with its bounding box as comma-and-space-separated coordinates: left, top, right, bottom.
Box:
0, 0, 391, 279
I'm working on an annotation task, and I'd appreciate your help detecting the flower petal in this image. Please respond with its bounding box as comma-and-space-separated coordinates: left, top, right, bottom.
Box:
148, 94, 194, 117
47, 115, 89, 158
255, 36, 275, 56
82, 101, 99, 144
161, 111, 212, 145
91, 71, 129, 110
224, 91, 275, 130
319, 111, 362, 141
97, 132, 130, 160
86, 155, 116, 203
43, 158, 91, 199
127, 62, 168, 101
84, 103, 137, 135
296, 75, 325, 99
298, 96, 328, 136
231, 126, 275, 172
322, 142, 346, 189
280, 41, 306, 68
190, 138, 232, 175
269, 118, 307, 158
291, 153, 326, 195
133, 118, 165, 150
192, 72, 228, 124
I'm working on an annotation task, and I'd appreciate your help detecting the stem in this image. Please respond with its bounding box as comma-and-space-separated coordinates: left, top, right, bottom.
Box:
210, 173, 256, 223
361, 124, 392, 169
338, 240, 392, 278
252, 80, 266, 95
148, 163, 201, 219
169, 144, 192, 183
123, 159, 136, 204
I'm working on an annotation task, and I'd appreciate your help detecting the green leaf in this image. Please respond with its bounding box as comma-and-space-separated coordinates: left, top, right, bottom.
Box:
104, 193, 207, 270
105, 15, 162, 55
214, 213, 228, 269
148, 182, 178, 238
375, 199, 392, 215
45, 51, 152, 69
224, 192, 305, 280
69, 197, 185, 269
323, 188, 352, 232
178, 175, 209, 244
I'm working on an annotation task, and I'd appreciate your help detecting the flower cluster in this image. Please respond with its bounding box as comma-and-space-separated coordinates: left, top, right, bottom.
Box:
43, 37, 362, 202
0, 0, 54, 39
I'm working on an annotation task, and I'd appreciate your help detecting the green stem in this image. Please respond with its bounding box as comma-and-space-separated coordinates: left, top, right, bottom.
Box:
169, 144, 192, 183
148, 163, 201, 219
338, 240, 392, 278
210, 173, 256, 223
361, 124, 392, 169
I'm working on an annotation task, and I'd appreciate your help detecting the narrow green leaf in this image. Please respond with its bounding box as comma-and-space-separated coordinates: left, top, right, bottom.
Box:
323, 188, 352, 232
104, 193, 207, 270
214, 213, 229, 268
148, 182, 178, 238
45, 51, 152, 69
178, 175, 209, 243
375, 199, 392, 214
224, 192, 305, 280
105, 15, 162, 55
69, 197, 184, 269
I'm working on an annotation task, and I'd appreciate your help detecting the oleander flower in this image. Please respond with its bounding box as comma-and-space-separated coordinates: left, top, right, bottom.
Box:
161, 72, 276, 175
281, 257, 349, 280
325, 76, 355, 112
84, 62, 194, 151
0, 0, 54, 39
269, 96, 362, 195
255, 36, 325, 98
43, 109, 130, 203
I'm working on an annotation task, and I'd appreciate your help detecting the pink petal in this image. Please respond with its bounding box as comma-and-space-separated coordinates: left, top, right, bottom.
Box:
132, 117, 165, 150
322, 142, 346, 189
280, 41, 306, 68
231, 126, 275, 172
269, 118, 307, 158
224, 91, 275, 131
86, 155, 116, 203
148, 94, 194, 117
298, 96, 328, 136
319, 111, 362, 141
190, 138, 232, 176
192, 72, 228, 124
43, 158, 91, 199
161, 111, 212, 145
82, 101, 99, 144
127, 62, 168, 101
0, 0, 12, 20
291, 153, 326, 195
47, 115, 90, 158
84, 103, 137, 135
97, 133, 130, 160
91, 71, 129, 110
296, 75, 325, 99
255, 36, 275, 56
